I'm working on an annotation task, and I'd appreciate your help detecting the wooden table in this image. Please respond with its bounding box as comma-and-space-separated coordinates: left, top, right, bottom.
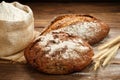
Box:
0, 2, 120, 80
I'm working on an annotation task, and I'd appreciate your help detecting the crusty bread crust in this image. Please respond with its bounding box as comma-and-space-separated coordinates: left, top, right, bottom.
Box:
41, 14, 110, 45
41, 14, 97, 35
24, 32, 94, 74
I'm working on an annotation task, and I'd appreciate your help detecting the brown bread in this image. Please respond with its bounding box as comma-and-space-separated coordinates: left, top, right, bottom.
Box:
24, 32, 94, 74
41, 14, 110, 45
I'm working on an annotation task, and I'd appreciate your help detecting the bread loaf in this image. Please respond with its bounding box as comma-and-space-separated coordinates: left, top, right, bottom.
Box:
41, 14, 110, 45
24, 31, 94, 74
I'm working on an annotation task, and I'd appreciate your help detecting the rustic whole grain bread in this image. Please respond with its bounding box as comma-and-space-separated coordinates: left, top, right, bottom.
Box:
41, 14, 110, 45
24, 31, 94, 74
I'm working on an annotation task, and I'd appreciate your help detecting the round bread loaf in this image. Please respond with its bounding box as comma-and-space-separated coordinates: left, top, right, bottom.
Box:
24, 31, 94, 74
41, 14, 110, 45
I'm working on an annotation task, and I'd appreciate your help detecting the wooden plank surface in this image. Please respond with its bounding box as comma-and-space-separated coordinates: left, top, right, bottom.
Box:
0, 2, 120, 80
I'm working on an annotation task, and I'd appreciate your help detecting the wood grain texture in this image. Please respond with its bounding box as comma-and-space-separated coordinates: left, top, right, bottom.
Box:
0, 2, 120, 80
26, 2, 120, 28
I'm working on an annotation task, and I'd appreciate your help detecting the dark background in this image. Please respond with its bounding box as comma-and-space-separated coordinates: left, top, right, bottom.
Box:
1, 0, 120, 3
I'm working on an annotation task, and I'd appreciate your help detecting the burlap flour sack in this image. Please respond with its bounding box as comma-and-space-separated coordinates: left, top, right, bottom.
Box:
0, 1, 34, 57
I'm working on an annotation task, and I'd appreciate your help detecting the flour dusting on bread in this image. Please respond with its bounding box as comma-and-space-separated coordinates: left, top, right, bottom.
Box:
57, 22, 101, 39
38, 32, 90, 58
